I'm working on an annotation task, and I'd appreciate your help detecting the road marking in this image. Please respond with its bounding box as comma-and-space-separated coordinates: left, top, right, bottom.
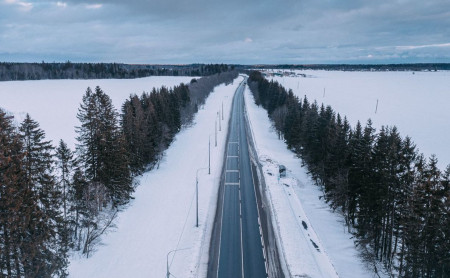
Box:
227, 155, 238, 158
216, 165, 228, 278
239, 186, 245, 278
224, 182, 240, 186
228, 141, 239, 144
226, 169, 239, 173
249, 156, 270, 277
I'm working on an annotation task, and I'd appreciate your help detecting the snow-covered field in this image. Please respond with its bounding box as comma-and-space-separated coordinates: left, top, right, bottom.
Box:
270, 70, 450, 170
245, 86, 384, 278
68, 76, 243, 278
0, 76, 194, 150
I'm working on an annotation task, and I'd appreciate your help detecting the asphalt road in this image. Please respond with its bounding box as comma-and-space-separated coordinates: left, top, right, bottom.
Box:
215, 78, 267, 278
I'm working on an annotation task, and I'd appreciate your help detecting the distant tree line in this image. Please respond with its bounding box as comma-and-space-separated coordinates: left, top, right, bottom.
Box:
247, 63, 450, 72
248, 71, 449, 278
0, 62, 234, 81
0, 70, 238, 276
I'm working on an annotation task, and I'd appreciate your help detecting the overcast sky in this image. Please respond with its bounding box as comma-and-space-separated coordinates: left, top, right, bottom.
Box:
1, 0, 449, 64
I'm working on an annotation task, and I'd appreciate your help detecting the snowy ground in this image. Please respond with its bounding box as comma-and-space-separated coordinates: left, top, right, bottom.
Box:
0, 76, 194, 150
1, 73, 423, 277
68, 76, 243, 278
270, 70, 450, 170
244, 85, 384, 278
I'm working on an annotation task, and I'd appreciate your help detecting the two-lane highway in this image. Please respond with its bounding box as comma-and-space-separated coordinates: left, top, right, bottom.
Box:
209, 78, 267, 278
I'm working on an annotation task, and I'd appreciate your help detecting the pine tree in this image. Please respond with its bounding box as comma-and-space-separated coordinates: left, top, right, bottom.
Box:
404, 154, 427, 277
76, 86, 133, 207
19, 114, 67, 277
70, 169, 89, 251
56, 139, 76, 251
395, 136, 417, 276
438, 165, 450, 277
283, 93, 302, 149
347, 121, 363, 225
327, 114, 350, 215
122, 94, 146, 173
56, 140, 74, 222
0, 109, 26, 277
421, 156, 443, 277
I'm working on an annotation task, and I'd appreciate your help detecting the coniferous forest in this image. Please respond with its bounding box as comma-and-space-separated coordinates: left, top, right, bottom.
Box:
0, 62, 233, 81
0, 70, 237, 277
248, 71, 449, 278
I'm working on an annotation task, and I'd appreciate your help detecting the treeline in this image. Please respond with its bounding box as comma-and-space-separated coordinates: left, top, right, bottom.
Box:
248, 71, 449, 278
0, 71, 238, 277
0, 62, 234, 81
122, 71, 238, 174
249, 63, 450, 72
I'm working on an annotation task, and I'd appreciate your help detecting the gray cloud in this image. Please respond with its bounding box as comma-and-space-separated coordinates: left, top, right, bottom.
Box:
0, 0, 449, 63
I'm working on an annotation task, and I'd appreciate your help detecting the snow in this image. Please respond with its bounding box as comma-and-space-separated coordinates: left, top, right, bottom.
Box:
244, 85, 384, 278
270, 70, 450, 170
0, 76, 194, 150
68, 76, 243, 278
0, 72, 414, 277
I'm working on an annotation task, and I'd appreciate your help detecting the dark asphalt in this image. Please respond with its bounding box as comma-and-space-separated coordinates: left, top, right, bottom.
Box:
217, 79, 267, 278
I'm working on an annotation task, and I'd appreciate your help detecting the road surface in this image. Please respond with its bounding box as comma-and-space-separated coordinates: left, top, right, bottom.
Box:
209, 78, 268, 278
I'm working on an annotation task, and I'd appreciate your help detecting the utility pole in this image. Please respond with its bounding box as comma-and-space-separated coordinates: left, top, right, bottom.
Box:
166, 251, 172, 278
196, 175, 199, 227
222, 101, 224, 120
196, 167, 208, 227
215, 119, 217, 147
218, 111, 221, 131
375, 99, 379, 114
208, 136, 211, 174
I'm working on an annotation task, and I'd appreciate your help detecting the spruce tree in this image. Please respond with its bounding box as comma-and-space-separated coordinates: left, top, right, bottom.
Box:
439, 165, 450, 277
122, 94, 149, 173
421, 156, 443, 277
76, 86, 133, 207
327, 114, 350, 214
70, 169, 89, 251
395, 136, 417, 276
0, 110, 26, 277
19, 114, 67, 277
56, 140, 74, 223
56, 139, 77, 252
